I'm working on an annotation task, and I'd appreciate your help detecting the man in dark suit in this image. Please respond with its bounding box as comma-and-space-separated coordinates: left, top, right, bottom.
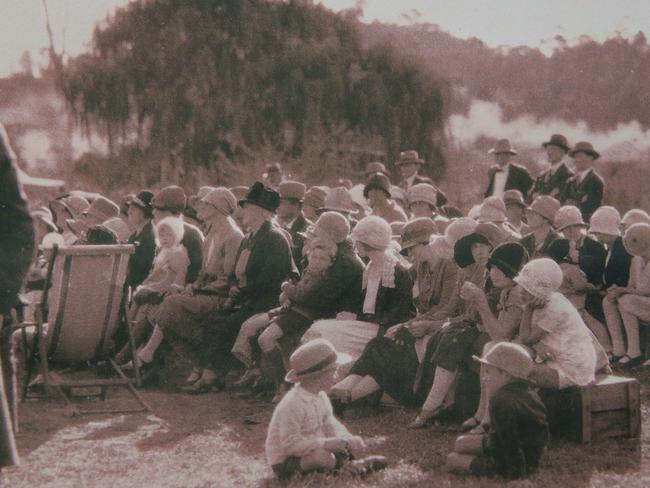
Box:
397, 150, 448, 208
561, 141, 604, 222
183, 182, 295, 392
276, 181, 311, 270
530, 134, 574, 201
484, 139, 533, 199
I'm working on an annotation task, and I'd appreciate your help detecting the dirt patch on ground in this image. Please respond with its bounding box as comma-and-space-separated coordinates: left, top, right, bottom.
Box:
5, 370, 650, 487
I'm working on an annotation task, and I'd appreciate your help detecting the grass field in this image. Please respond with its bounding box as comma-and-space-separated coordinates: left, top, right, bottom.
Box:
4, 366, 650, 488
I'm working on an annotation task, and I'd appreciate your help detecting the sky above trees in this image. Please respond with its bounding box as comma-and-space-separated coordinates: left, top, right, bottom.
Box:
1, 0, 649, 77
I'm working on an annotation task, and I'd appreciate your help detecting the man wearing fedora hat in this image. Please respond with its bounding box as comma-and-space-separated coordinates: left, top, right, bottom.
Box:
561, 142, 604, 222
397, 150, 448, 208
178, 182, 295, 392
266, 338, 387, 479
277, 181, 311, 269
530, 134, 575, 201
484, 139, 533, 199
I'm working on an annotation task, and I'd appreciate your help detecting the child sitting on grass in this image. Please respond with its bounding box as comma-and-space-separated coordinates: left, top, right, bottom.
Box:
265, 339, 387, 480
448, 341, 549, 479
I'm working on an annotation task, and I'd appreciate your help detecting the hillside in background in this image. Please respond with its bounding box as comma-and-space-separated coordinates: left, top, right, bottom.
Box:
360, 22, 650, 131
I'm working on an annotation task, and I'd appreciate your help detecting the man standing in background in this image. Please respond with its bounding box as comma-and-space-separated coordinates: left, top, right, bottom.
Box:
483, 138, 533, 199
530, 134, 574, 201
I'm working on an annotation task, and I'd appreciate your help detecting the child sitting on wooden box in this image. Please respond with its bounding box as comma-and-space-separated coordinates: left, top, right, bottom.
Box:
265, 339, 387, 480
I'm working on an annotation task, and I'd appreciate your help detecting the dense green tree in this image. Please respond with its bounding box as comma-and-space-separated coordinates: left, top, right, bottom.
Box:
61, 0, 447, 187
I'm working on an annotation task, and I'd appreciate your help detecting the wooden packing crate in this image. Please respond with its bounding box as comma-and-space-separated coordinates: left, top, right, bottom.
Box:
541, 375, 640, 443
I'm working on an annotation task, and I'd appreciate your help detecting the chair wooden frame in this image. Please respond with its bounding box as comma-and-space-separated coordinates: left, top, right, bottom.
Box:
18, 244, 151, 416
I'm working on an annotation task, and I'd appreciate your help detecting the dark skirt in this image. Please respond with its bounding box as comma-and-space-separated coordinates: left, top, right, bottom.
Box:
424, 319, 487, 372
350, 329, 434, 407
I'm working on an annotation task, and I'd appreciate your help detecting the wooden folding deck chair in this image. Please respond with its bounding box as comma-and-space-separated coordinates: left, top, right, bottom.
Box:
20, 244, 151, 416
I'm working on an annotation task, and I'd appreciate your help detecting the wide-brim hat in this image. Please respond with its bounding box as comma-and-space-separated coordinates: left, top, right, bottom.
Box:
396, 149, 424, 166
238, 181, 281, 213
487, 242, 529, 279
472, 342, 533, 381
285, 338, 352, 383
569, 141, 600, 160
542, 134, 570, 152
488, 138, 517, 155
453, 223, 500, 268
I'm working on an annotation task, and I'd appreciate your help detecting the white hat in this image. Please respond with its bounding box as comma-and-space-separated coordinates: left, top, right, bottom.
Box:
589, 206, 621, 236
621, 209, 650, 228
514, 258, 563, 300
407, 183, 437, 208
477, 196, 507, 223
351, 215, 392, 251
285, 339, 351, 383
554, 205, 586, 232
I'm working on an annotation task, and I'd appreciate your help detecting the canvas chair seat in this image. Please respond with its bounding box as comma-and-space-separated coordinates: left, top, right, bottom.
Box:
18, 244, 151, 416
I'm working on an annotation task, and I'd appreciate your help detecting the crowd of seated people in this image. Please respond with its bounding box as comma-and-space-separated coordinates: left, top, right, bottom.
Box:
16, 134, 650, 481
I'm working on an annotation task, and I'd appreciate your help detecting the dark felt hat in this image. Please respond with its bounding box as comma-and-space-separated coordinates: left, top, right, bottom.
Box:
569, 141, 600, 160
453, 223, 501, 268
396, 150, 424, 166
542, 134, 570, 153
488, 242, 529, 279
238, 181, 281, 213
130, 190, 154, 218
363, 172, 392, 198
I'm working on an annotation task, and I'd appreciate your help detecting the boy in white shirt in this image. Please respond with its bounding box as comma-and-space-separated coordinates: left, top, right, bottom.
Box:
265, 338, 387, 480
